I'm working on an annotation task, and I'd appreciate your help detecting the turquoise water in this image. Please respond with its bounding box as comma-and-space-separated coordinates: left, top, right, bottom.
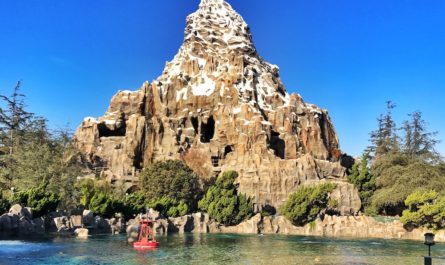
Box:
1, 234, 445, 265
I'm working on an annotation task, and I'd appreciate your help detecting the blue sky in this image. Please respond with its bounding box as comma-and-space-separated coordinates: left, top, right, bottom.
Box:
0, 0, 444, 157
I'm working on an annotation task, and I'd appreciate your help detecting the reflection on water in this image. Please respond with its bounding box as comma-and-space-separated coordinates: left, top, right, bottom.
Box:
1, 233, 445, 265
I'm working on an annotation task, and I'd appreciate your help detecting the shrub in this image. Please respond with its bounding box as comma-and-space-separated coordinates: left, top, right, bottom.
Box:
198, 171, 253, 226
74, 179, 124, 218
140, 160, 201, 212
88, 190, 114, 218
76, 178, 95, 207
147, 196, 188, 218
400, 190, 445, 230
120, 191, 147, 218
0, 196, 10, 214
280, 183, 337, 226
261, 205, 277, 217
11, 186, 60, 217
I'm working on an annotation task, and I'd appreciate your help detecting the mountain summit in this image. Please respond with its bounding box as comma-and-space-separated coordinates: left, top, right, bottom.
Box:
159, 0, 287, 110
74, 1, 360, 213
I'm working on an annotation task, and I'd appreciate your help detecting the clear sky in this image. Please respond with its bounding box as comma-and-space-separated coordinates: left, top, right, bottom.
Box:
0, 0, 444, 157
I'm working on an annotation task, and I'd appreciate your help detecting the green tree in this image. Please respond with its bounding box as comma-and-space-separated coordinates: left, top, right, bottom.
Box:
120, 191, 148, 218
348, 153, 376, 211
11, 186, 60, 217
401, 111, 439, 161
147, 196, 188, 217
11, 125, 82, 208
76, 178, 96, 207
0, 193, 10, 213
400, 190, 445, 230
198, 171, 253, 226
0, 83, 84, 210
140, 160, 201, 211
0, 81, 34, 156
280, 183, 337, 226
0, 81, 35, 191
368, 101, 399, 158
370, 153, 445, 216
88, 189, 114, 218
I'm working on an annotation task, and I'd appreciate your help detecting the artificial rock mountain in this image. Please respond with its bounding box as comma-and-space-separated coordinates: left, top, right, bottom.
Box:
74, 0, 361, 214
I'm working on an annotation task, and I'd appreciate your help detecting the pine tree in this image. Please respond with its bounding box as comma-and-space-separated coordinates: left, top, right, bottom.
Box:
0, 82, 35, 190
401, 111, 439, 161
0, 81, 34, 156
368, 101, 398, 158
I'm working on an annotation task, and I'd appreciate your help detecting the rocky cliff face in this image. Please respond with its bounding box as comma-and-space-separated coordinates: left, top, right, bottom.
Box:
74, 0, 360, 214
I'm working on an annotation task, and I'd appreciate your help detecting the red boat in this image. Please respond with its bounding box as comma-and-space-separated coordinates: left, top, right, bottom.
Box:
133, 220, 160, 250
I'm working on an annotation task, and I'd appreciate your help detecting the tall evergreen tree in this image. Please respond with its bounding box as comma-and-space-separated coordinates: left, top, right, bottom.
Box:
0, 81, 34, 155
0, 82, 35, 191
368, 101, 398, 158
401, 111, 439, 161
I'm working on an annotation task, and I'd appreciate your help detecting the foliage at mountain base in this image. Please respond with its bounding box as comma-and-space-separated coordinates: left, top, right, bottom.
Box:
400, 190, 445, 230
198, 171, 253, 226
280, 183, 337, 226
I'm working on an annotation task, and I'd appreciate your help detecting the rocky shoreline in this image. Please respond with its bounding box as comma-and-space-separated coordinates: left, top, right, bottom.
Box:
2, 204, 442, 243
0, 204, 125, 239
126, 210, 445, 243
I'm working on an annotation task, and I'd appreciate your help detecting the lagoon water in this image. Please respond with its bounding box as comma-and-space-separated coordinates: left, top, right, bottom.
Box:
1, 234, 445, 265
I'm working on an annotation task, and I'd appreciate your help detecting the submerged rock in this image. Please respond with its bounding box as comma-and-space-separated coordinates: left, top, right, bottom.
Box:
74, 228, 89, 239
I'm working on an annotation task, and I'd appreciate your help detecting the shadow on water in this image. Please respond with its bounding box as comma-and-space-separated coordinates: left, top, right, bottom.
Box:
1, 233, 445, 265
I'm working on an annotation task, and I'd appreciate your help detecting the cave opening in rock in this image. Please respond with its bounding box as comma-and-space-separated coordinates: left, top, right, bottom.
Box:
200, 116, 215, 143
126, 185, 139, 194
98, 123, 126, 137
269, 130, 285, 159
191, 117, 199, 134
262, 204, 277, 216
224, 145, 233, 157
211, 156, 220, 167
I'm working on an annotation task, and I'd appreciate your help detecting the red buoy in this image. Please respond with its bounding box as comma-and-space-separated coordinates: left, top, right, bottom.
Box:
133, 220, 159, 250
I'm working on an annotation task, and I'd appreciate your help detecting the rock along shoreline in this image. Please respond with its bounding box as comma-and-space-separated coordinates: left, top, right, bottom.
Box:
127, 210, 445, 243
1, 204, 443, 242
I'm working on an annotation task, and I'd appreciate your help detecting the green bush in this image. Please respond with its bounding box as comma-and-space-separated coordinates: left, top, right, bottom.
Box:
198, 171, 253, 226
280, 183, 337, 226
120, 191, 147, 218
11, 186, 60, 217
88, 190, 114, 218
74, 179, 124, 218
76, 178, 95, 207
0, 196, 10, 214
140, 160, 202, 212
400, 190, 445, 230
147, 196, 188, 217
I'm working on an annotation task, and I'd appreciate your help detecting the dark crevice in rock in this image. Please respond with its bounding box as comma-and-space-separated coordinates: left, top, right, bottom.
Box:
318, 114, 329, 158
133, 127, 146, 170
98, 122, 126, 137
224, 145, 233, 157
340, 154, 355, 170
269, 130, 285, 159
191, 117, 199, 134
126, 185, 139, 194
211, 156, 220, 167
200, 116, 215, 143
